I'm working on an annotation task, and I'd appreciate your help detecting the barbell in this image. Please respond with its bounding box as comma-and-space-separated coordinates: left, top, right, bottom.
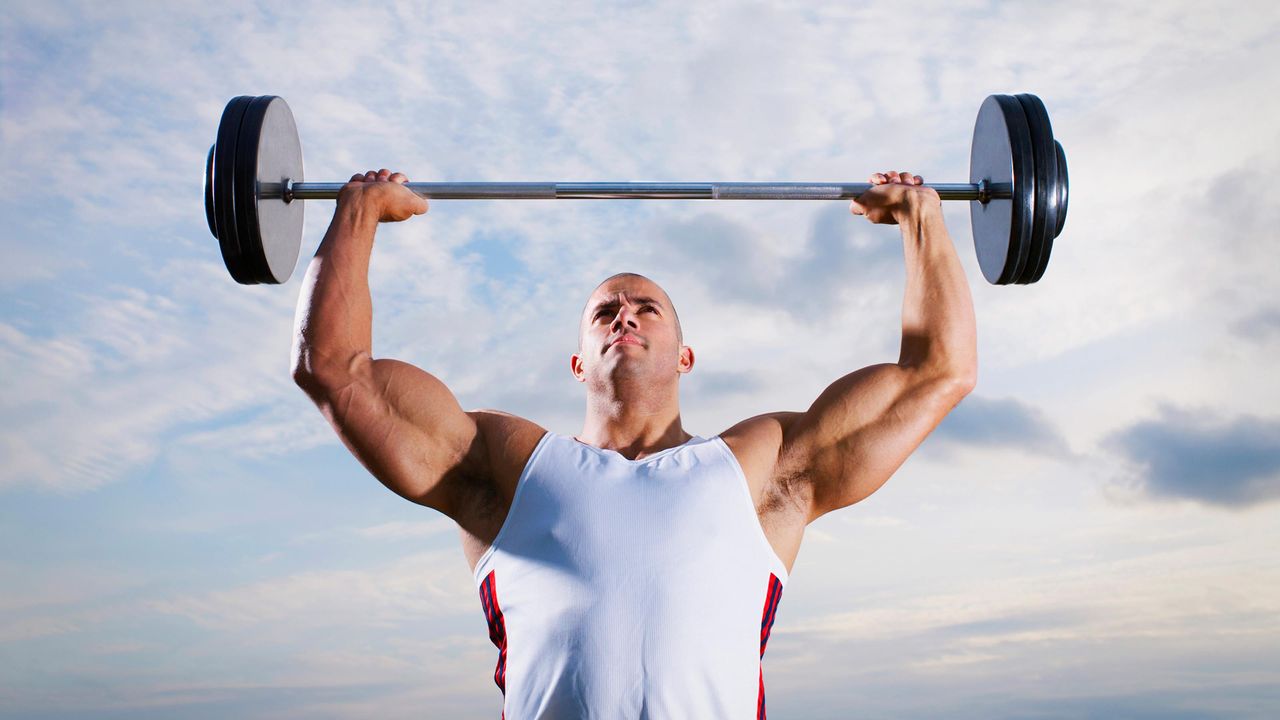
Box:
204, 94, 1067, 286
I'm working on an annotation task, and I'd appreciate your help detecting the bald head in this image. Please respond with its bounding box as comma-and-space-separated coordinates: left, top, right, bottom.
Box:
578, 273, 683, 352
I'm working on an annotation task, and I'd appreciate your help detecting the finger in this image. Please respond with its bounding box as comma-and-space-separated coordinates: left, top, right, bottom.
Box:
912, 174, 923, 185
897, 171, 916, 185
364, 171, 377, 182
390, 172, 409, 184
885, 171, 900, 183
377, 168, 391, 181
869, 172, 887, 184
414, 196, 430, 215
849, 199, 866, 216
349, 173, 365, 183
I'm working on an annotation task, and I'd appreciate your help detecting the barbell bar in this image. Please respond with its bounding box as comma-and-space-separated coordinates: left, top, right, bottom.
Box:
276, 181, 1009, 201
204, 93, 1067, 286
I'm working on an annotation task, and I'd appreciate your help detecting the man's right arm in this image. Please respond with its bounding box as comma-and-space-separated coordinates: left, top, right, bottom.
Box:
290, 170, 481, 518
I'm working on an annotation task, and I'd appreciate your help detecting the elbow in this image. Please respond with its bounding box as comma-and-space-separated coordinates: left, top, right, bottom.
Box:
290, 338, 318, 389
899, 331, 977, 397
291, 344, 369, 397
290, 344, 339, 397
916, 358, 976, 403
938, 343, 978, 399
291, 364, 315, 390
942, 363, 977, 400
951, 370, 977, 399
905, 353, 977, 400
290, 329, 309, 383
291, 355, 327, 398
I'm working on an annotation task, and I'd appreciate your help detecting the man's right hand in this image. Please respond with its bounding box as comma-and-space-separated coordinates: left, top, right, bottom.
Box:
338, 168, 429, 223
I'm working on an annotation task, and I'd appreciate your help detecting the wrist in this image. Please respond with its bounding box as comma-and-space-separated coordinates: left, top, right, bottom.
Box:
893, 189, 941, 225
334, 192, 380, 233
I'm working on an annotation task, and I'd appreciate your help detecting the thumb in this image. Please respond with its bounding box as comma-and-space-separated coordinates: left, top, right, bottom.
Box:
849, 199, 866, 216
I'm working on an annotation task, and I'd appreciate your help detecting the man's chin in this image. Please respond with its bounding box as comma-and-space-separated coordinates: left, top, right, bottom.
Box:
598, 357, 651, 379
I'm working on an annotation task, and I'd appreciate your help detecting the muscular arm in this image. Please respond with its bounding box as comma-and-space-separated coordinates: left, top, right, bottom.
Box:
780, 173, 977, 521
290, 171, 484, 518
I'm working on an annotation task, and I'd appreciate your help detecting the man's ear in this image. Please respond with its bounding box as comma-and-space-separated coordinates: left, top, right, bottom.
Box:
677, 345, 695, 374
570, 353, 586, 382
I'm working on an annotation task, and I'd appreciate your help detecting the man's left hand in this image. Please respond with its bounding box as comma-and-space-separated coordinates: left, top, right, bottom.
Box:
850, 171, 940, 225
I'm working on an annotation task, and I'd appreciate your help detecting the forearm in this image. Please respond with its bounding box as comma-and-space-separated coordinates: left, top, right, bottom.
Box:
896, 203, 977, 383
291, 202, 381, 383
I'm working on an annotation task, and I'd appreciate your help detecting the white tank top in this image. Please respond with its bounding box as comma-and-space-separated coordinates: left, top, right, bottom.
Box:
473, 431, 789, 720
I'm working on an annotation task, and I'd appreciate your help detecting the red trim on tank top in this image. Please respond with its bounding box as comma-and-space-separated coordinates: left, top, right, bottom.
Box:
479, 569, 509, 718
757, 572, 784, 720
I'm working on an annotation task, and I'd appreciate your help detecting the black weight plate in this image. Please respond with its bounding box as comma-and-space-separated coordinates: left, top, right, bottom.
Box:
1026, 140, 1069, 284
250, 96, 304, 284
229, 96, 305, 285
1013, 94, 1054, 283
204, 144, 217, 238
214, 96, 254, 283
970, 94, 1035, 284
216, 96, 254, 281
997, 95, 1037, 285
1054, 139, 1068, 237
1014, 94, 1057, 285
233, 95, 275, 284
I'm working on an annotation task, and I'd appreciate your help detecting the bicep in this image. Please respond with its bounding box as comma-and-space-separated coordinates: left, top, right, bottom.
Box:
785, 363, 967, 521
305, 356, 484, 516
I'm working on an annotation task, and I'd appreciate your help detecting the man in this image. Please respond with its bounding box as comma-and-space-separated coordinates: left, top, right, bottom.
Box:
291, 168, 976, 719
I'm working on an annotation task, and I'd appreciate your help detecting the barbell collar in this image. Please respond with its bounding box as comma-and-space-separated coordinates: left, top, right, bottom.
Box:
271, 181, 1011, 202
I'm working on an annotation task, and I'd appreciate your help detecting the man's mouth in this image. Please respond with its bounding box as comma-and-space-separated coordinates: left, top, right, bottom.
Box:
606, 334, 644, 351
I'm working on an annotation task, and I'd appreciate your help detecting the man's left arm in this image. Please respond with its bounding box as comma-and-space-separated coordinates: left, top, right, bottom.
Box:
783, 171, 977, 522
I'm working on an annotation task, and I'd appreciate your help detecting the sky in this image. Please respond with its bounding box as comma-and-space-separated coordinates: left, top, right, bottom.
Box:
2, 1, 1279, 718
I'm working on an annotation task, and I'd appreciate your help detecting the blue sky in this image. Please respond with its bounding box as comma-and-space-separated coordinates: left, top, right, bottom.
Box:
2, 1, 1279, 718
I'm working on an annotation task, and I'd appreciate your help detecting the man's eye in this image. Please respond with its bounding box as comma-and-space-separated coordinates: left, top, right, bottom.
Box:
641, 306, 656, 313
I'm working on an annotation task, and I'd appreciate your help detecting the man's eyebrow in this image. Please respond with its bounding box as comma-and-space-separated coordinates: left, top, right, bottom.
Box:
590, 296, 663, 313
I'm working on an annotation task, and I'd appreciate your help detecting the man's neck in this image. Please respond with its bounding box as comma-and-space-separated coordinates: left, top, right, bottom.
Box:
577, 385, 691, 460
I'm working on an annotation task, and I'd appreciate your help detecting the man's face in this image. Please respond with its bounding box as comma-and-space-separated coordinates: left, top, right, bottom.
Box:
571, 275, 693, 387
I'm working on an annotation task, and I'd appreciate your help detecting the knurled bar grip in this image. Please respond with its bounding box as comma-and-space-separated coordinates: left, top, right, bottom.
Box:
275, 181, 1010, 202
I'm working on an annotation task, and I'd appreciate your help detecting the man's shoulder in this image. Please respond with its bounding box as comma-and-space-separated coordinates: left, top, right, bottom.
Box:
719, 411, 801, 452
467, 409, 547, 452
718, 411, 804, 479
465, 409, 547, 492
467, 407, 543, 429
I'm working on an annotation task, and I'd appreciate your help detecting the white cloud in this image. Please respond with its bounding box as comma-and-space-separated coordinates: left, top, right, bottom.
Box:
146, 547, 479, 638
767, 464, 1280, 713
0, 262, 301, 491
354, 518, 454, 540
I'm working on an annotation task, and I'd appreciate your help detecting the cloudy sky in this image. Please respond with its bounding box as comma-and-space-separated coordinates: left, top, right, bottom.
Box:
3, 1, 1279, 718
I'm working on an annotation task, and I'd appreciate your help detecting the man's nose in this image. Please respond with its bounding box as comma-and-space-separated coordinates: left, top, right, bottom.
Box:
611, 308, 638, 332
